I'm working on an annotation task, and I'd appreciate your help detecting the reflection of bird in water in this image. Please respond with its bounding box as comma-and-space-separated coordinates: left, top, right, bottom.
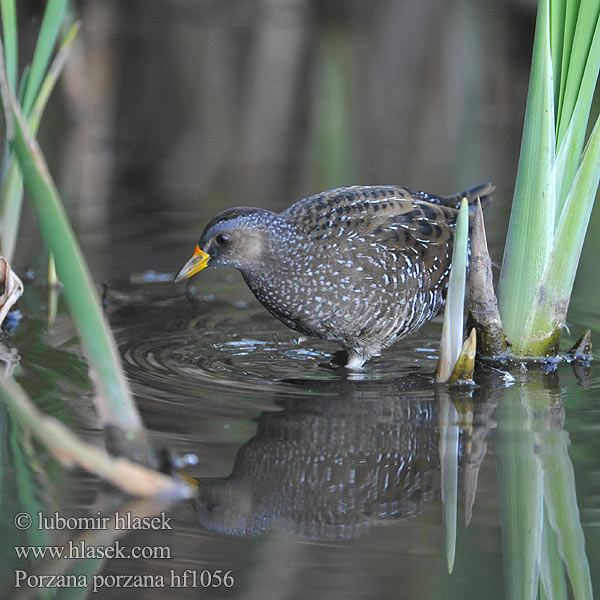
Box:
192, 377, 441, 540
175, 183, 493, 368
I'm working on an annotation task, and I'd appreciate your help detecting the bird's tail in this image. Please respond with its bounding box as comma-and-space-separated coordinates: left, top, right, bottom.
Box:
442, 183, 495, 213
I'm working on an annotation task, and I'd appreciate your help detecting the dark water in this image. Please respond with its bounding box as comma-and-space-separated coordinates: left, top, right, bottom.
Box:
3, 2, 600, 599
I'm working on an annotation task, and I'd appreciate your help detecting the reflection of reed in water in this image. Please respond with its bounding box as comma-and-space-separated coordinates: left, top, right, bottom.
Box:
194, 379, 441, 539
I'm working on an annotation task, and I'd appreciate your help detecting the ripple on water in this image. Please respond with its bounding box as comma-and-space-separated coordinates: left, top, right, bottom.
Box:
111, 285, 441, 408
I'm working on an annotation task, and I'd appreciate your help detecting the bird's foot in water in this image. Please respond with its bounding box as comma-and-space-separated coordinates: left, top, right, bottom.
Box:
329, 348, 378, 370
344, 348, 371, 370
328, 350, 350, 368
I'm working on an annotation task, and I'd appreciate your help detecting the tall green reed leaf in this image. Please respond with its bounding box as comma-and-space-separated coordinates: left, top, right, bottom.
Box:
0, 0, 16, 92
0, 47, 147, 446
557, 0, 581, 116
498, 0, 556, 350
520, 115, 600, 350
499, 0, 600, 355
1, 20, 79, 261
1, 162, 23, 259
29, 21, 79, 132
1, 0, 70, 261
555, 3, 600, 217
550, 0, 565, 106
20, 0, 67, 116
556, 0, 600, 145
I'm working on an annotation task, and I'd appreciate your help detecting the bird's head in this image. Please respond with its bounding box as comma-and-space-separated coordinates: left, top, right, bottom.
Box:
174, 208, 278, 281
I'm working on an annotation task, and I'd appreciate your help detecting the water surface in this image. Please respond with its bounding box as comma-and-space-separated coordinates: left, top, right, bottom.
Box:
3, 265, 599, 599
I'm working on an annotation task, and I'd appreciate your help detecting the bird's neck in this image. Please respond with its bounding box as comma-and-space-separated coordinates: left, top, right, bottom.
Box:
240, 222, 310, 290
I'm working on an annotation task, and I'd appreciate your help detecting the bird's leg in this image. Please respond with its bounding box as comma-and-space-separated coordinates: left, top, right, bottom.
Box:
345, 348, 369, 369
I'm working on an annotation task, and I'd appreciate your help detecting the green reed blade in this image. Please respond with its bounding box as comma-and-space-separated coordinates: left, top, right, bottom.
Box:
557, 0, 582, 117
436, 197, 468, 382
556, 0, 600, 146
550, 0, 566, 107
17, 63, 28, 103
555, 5, 600, 218
0, 48, 145, 444
0, 0, 17, 208
20, 0, 67, 116
1, 21, 79, 261
520, 113, 600, 353
0, 0, 17, 92
499, 0, 600, 355
0, 159, 23, 260
498, 0, 556, 349
28, 20, 79, 132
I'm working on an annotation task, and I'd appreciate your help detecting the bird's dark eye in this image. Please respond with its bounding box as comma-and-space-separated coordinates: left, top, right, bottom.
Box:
215, 233, 230, 246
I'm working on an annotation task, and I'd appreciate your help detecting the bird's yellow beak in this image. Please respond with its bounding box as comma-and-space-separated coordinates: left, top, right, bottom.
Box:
174, 245, 210, 282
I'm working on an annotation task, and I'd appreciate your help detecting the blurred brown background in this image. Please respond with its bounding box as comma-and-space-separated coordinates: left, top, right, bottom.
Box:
14, 0, 539, 278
